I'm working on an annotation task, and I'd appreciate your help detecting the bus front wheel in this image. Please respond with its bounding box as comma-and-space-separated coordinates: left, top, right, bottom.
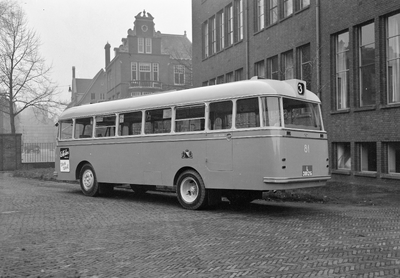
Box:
176, 170, 207, 210
79, 164, 100, 197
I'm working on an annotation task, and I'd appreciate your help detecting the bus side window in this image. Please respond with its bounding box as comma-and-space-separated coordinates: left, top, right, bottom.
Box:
95, 115, 116, 137
209, 101, 233, 130
119, 111, 142, 136
175, 104, 205, 132
261, 97, 281, 127
74, 118, 93, 139
59, 119, 73, 140
145, 108, 171, 134
236, 98, 260, 128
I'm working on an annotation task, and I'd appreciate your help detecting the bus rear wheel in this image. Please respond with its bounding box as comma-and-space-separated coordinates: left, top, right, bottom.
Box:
176, 170, 207, 210
79, 164, 100, 197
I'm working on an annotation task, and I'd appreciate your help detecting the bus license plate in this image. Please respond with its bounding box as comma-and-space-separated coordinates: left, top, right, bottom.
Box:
302, 165, 313, 177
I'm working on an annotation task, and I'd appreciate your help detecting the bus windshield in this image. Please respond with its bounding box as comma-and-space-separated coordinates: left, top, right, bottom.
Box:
283, 98, 322, 130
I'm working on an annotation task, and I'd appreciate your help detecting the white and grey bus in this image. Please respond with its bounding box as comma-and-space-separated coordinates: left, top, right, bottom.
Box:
55, 78, 330, 209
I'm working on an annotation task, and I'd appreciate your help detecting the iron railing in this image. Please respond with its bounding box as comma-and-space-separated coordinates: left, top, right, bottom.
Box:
21, 142, 55, 163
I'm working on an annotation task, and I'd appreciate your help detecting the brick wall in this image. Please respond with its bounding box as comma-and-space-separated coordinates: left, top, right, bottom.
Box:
0, 134, 22, 171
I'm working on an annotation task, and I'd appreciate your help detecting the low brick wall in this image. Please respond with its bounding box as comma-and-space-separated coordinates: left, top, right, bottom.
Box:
0, 134, 22, 171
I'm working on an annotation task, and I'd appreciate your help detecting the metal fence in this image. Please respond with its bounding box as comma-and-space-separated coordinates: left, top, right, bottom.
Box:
21, 142, 55, 163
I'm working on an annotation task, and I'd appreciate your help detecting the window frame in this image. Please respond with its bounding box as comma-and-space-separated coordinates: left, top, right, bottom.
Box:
386, 13, 400, 104
358, 22, 376, 107
255, 0, 265, 32
335, 31, 350, 110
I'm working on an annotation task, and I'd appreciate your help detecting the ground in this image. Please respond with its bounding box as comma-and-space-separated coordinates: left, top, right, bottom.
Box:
12, 168, 400, 207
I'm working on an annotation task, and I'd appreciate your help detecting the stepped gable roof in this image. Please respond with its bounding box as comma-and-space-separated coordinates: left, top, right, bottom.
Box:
160, 33, 191, 60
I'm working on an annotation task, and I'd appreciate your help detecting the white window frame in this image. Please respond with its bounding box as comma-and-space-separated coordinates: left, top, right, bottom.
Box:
174, 65, 185, 85
131, 62, 137, 80
138, 38, 144, 53
145, 38, 152, 54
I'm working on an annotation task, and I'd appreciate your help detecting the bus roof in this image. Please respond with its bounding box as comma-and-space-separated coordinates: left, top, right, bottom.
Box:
59, 78, 320, 120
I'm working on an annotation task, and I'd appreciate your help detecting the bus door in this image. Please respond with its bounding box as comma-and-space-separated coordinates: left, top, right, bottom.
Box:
206, 101, 233, 171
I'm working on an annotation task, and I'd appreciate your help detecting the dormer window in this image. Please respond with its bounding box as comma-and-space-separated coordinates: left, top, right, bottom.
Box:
138, 37, 152, 54
138, 38, 144, 53
146, 38, 152, 54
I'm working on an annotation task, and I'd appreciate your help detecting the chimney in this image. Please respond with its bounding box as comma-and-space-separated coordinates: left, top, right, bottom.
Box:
105, 42, 111, 68
72, 66, 75, 79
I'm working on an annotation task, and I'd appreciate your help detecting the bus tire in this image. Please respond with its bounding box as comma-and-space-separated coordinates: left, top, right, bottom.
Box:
176, 170, 207, 210
79, 164, 100, 197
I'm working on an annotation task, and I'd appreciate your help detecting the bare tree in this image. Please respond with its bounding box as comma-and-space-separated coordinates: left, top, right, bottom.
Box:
0, 0, 66, 134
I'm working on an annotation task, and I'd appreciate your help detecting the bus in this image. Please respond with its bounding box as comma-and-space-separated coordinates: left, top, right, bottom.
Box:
55, 78, 330, 210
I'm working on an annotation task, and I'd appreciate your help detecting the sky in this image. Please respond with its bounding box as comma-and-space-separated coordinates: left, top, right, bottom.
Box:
15, 0, 192, 102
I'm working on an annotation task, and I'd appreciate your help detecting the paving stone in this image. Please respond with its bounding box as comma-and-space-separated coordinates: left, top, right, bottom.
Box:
1, 174, 400, 277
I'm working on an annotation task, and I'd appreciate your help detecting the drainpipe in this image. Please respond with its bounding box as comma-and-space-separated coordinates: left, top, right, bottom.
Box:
245, 0, 250, 79
316, 0, 321, 98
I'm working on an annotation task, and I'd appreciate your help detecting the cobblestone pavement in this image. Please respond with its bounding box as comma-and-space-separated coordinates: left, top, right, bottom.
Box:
1, 173, 400, 278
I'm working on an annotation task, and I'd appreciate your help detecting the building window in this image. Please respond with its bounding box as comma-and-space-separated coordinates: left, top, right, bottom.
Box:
91, 93, 95, 100
209, 78, 216, 85
217, 75, 225, 84
131, 62, 137, 80
359, 23, 375, 107
235, 68, 243, 81
210, 16, 216, 55
268, 0, 278, 26
255, 60, 266, 78
139, 63, 151, 81
386, 142, 400, 174
145, 38, 152, 54
358, 142, 377, 172
138, 38, 144, 53
234, 0, 244, 43
226, 72, 234, 82
335, 31, 350, 110
174, 65, 185, 85
267, 56, 279, 79
387, 13, 400, 104
226, 4, 234, 46
282, 51, 294, 80
296, 0, 310, 10
203, 21, 209, 58
202, 81, 209, 87
335, 142, 351, 170
153, 63, 159, 81
217, 10, 225, 51
298, 44, 312, 90
255, 0, 265, 32
282, 0, 293, 18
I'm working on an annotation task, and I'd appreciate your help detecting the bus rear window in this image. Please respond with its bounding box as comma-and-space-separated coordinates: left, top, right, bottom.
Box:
119, 111, 142, 136
95, 115, 116, 137
283, 98, 322, 130
74, 118, 93, 139
59, 119, 73, 140
175, 105, 205, 132
145, 108, 171, 134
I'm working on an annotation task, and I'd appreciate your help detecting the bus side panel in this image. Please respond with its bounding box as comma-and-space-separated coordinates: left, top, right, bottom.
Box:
230, 133, 282, 190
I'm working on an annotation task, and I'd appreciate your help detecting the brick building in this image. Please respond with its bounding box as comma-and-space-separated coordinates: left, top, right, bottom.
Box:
70, 10, 192, 107
192, 0, 400, 184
